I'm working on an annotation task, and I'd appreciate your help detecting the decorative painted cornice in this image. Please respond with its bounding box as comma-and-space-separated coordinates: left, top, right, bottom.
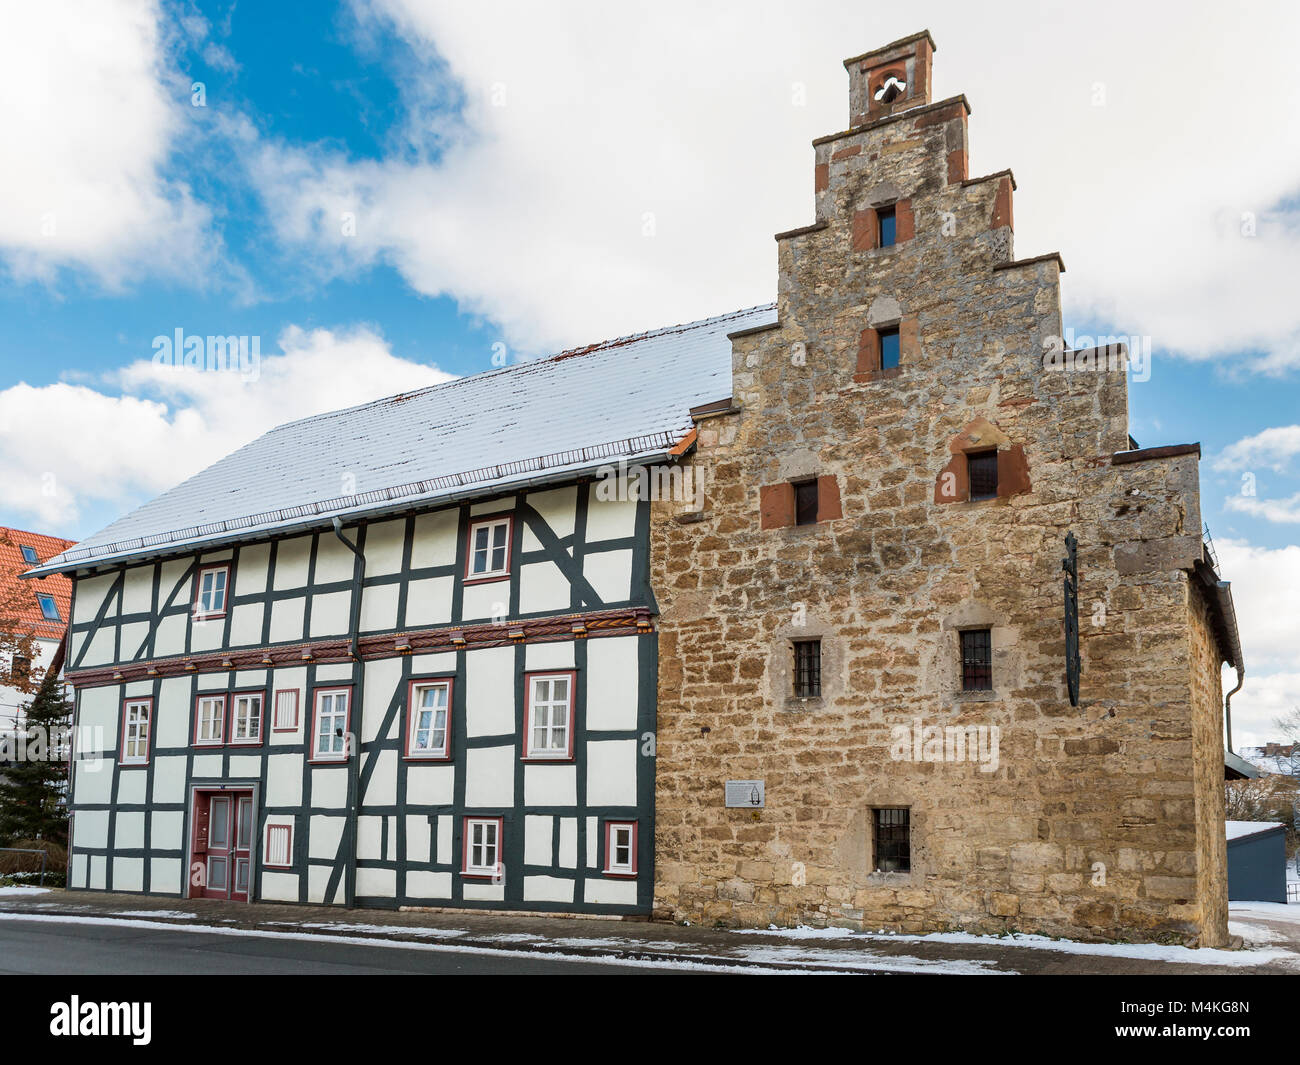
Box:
65, 606, 655, 688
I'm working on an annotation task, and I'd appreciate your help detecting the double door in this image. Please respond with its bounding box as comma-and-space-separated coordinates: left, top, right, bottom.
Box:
192, 790, 254, 900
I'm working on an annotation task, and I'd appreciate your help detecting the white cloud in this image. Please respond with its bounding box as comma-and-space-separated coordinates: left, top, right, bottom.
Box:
1214, 425, 1300, 472
1226, 671, 1300, 753
0, 0, 215, 283
1216, 539, 1300, 671
1225, 493, 1300, 524
0, 326, 453, 530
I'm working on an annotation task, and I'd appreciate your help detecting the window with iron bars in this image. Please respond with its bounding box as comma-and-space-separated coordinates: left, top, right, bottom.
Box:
967, 450, 998, 501
960, 628, 993, 691
793, 639, 821, 698
873, 808, 910, 873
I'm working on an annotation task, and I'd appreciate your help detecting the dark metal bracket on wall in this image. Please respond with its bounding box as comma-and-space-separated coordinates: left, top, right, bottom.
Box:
1063, 530, 1081, 706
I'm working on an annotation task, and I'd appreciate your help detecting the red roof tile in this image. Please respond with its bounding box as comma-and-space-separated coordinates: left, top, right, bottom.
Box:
0, 527, 74, 641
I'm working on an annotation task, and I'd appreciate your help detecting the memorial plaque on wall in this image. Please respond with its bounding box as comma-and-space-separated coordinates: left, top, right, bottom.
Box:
725, 780, 765, 808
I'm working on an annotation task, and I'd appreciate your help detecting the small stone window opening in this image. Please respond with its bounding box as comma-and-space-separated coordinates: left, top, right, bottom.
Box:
12, 654, 30, 680
877, 205, 896, 247
878, 326, 901, 370
960, 628, 993, 691
874, 76, 907, 104
793, 480, 820, 526
967, 450, 999, 501
793, 639, 822, 698
873, 808, 910, 872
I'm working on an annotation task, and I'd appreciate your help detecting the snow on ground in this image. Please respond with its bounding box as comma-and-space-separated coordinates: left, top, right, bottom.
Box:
109, 910, 197, 919
0, 887, 50, 896
1229, 901, 1300, 921
291, 921, 469, 939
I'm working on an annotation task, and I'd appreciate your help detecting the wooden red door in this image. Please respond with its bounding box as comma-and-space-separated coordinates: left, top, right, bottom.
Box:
232, 794, 253, 902
192, 791, 254, 900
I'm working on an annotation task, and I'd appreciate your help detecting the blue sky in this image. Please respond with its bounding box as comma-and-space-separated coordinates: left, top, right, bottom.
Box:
0, 0, 1297, 744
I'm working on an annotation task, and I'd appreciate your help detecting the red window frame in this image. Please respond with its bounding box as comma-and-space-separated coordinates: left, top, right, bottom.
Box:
272, 688, 300, 733
403, 676, 454, 761
228, 688, 267, 747
522, 670, 577, 762
309, 685, 354, 763
603, 820, 638, 877
461, 816, 504, 879
463, 514, 514, 584
264, 823, 293, 868
192, 562, 231, 618
118, 696, 154, 767
193, 692, 227, 747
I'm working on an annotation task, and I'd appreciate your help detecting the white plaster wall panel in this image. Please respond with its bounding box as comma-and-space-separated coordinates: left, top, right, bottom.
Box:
266, 755, 303, 807
71, 853, 87, 889
197, 672, 227, 692
74, 809, 109, 847
524, 815, 553, 866
153, 614, 187, 657
313, 533, 356, 585
463, 881, 505, 902
82, 629, 116, 668
269, 597, 306, 643
117, 771, 146, 805
405, 815, 431, 862
261, 871, 298, 902
585, 493, 638, 541
465, 645, 515, 737
358, 815, 384, 861
583, 549, 633, 604
229, 602, 264, 645
586, 635, 640, 731
124, 679, 152, 698
314, 664, 353, 683
469, 499, 508, 517
524, 764, 576, 807
411, 651, 455, 676
465, 745, 514, 807
151, 757, 187, 804
559, 818, 578, 869
273, 536, 312, 590
405, 576, 454, 627
77, 686, 117, 747
406, 764, 455, 806
362, 658, 402, 744
520, 560, 570, 615
308, 815, 345, 859
192, 755, 223, 778
586, 740, 638, 806
462, 581, 509, 623
199, 549, 233, 564
190, 618, 224, 654
120, 568, 154, 616
364, 520, 407, 575
73, 574, 117, 624
234, 543, 271, 596
360, 583, 400, 633
524, 876, 575, 903
525, 641, 575, 671
115, 812, 145, 849
159, 559, 191, 603
411, 510, 459, 569
309, 590, 351, 638
307, 865, 333, 904
586, 817, 598, 868
74, 757, 114, 792
585, 879, 637, 906
363, 749, 397, 806
155, 678, 192, 747
151, 811, 184, 851
89, 854, 106, 889
118, 621, 149, 660
150, 858, 183, 895
407, 870, 452, 898
113, 857, 144, 892
228, 755, 261, 778
357, 867, 397, 897
437, 815, 453, 864
523, 486, 577, 544
311, 765, 349, 808
234, 669, 267, 688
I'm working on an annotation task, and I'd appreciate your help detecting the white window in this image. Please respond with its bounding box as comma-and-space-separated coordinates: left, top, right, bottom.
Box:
463, 818, 501, 877
406, 680, 451, 759
120, 700, 151, 765
195, 695, 225, 746
231, 693, 263, 744
265, 824, 292, 868
312, 689, 350, 760
605, 821, 637, 876
195, 564, 229, 615
466, 517, 511, 579
525, 672, 572, 759
273, 689, 299, 731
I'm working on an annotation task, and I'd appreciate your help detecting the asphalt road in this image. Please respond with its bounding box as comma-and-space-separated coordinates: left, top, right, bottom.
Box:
0, 918, 709, 975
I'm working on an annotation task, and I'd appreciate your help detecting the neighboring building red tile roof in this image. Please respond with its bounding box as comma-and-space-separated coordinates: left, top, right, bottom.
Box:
0, 527, 74, 641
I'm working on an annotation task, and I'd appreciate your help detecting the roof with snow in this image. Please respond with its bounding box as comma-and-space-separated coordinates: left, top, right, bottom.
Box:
1226, 820, 1285, 842
25, 305, 775, 577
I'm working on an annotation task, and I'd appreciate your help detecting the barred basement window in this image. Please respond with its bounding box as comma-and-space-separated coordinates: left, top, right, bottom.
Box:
794, 480, 819, 526
960, 628, 993, 691
967, 450, 999, 501
793, 639, 822, 698
873, 808, 910, 873
273, 689, 299, 732
264, 824, 292, 868
877, 205, 896, 247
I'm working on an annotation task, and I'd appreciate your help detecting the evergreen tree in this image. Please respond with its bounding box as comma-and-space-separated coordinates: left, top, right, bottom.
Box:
0, 670, 71, 848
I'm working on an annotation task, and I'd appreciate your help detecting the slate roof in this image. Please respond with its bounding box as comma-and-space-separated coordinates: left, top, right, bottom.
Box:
1, 527, 74, 638
26, 305, 775, 577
